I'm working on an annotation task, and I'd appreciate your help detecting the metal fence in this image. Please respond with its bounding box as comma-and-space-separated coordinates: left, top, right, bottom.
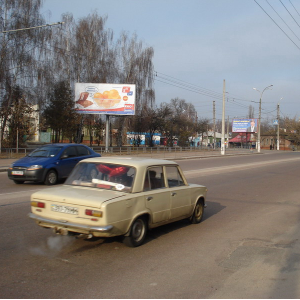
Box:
0, 145, 259, 159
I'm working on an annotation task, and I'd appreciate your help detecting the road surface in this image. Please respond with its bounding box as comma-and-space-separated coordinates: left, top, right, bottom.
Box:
1, 151, 300, 298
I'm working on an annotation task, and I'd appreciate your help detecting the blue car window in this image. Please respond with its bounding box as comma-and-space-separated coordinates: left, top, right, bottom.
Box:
62, 146, 77, 158
76, 146, 90, 156
29, 147, 62, 157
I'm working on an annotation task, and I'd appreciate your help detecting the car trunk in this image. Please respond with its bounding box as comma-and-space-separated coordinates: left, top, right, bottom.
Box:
31, 185, 126, 209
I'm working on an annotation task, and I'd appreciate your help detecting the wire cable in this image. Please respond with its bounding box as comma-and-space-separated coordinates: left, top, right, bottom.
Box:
265, 0, 300, 42
279, 0, 300, 29
254, 0, 300, 51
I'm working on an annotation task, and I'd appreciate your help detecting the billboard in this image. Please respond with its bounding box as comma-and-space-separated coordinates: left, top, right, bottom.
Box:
75, 83, 136, 115
232, 119, 258, 133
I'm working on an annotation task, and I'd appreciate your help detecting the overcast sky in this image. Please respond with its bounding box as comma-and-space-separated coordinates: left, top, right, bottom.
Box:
42, 0, 300, 123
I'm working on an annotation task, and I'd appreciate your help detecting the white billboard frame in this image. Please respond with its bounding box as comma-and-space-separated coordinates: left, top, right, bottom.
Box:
75, 83, 136, 115
232, 118, 258, 133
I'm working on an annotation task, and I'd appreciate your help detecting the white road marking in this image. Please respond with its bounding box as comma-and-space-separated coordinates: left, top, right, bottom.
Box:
184, 157, 300, 177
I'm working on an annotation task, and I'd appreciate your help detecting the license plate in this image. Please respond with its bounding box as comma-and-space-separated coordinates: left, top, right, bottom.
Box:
12, 171, 24, 175
51, 204, 78, 215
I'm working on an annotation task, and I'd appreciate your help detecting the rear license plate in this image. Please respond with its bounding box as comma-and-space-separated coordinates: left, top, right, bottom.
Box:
51, 204, 78, 215
12, 171, 24, 175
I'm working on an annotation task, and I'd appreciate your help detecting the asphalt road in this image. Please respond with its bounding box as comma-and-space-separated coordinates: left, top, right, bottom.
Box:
1, 151, 300, 298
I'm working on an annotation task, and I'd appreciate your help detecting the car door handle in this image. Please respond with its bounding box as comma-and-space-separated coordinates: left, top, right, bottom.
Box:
146, 196, 153, 201
171, 192, 177, 196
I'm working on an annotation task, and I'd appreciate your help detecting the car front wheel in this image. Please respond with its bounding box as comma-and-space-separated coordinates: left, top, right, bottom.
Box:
44, 170, 58, 185
123, 217, 147, 247
190, 199, 204, 224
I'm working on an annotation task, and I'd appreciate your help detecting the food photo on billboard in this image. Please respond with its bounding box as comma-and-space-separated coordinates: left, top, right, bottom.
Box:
74, 83, 136, 115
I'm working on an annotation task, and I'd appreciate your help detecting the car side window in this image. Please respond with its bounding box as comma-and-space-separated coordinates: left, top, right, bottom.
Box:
166, 166, 186, 187
76, 146, 90, 156
62, 146, 77, 158
144, 166, 165, 191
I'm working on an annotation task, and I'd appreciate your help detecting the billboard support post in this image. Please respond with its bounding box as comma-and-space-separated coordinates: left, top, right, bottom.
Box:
105, 115, 109, 152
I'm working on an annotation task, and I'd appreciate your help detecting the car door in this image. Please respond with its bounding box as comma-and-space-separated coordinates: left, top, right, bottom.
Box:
144, 166, 171, 224
166, 166, 192, 220
58, 146, 80, 177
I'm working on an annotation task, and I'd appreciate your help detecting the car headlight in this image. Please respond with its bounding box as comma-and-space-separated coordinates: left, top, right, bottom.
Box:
27, 165, 43, 170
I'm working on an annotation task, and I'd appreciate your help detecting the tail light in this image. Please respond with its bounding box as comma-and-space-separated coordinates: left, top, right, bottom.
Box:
85, 209, 102, 218
31, 201, 45, 208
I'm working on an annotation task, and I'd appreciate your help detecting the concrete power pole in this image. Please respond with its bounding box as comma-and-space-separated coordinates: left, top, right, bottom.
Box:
213, 101, 216, 149
226, 115, 229, 148
221, 80, 226, 155
277, 103, 280, 150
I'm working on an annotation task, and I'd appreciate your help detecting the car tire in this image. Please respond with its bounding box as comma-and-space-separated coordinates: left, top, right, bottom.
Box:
13, 180, 24, 184
123, 217, 147, 247
190, 199, 204, 224
44, 170, 58, 185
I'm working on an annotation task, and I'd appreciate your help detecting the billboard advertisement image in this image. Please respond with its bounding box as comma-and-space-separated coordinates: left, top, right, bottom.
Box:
232, 119, 258, 133
75, 83, 136, 115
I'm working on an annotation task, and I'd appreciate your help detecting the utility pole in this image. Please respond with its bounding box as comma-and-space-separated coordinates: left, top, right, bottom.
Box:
226, 115, 229, 148
221, 80, 226, 155
213, 101, 216, 149
253, 85, 273, 153
277, 102, 280, 150
206, 125, 209, 147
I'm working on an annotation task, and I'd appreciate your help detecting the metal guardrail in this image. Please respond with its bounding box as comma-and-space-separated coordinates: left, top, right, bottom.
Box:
1, 145, 294, 159
0, 146, 253, 159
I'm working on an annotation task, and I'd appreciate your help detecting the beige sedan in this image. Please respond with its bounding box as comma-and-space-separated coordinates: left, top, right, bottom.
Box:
28, 157, 207, 247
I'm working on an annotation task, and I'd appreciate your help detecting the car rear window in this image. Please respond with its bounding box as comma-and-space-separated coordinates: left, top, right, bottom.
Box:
76, 146, 90, 156
65, 162, 135, 193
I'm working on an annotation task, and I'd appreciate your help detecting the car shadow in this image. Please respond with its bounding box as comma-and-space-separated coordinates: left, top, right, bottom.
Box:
144, 201, 226, 245
69, 200, 226, 250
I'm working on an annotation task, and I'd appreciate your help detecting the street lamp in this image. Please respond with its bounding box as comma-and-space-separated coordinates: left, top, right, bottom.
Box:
253, 85, 273, 153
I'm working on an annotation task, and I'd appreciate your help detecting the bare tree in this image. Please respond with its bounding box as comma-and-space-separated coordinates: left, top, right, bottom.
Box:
0, 0, 53, 146
248, 105, 255, 119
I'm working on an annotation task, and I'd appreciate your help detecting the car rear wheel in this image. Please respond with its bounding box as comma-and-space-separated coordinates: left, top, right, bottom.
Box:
44, 170, 58, 185
123, 217, 147, 247
190, 199, 204, 224
13, 180, 24, 184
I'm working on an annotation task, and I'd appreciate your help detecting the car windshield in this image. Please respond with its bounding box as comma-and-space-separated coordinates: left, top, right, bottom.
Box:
28, 146, 62, 158
65, 162, 136, 193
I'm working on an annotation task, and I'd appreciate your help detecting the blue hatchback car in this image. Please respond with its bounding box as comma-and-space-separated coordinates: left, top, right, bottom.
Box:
8, 143, 101, 185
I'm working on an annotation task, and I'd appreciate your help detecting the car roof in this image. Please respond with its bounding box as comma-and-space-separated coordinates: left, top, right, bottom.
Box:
38, 143, 88, 147
80, 157, 178, 167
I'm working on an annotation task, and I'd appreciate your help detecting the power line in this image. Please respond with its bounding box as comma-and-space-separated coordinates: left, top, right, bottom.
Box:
1, 22, 64, 34
265, 0, 300, 43
279, 0, 300, 29
254, 0, 300, 51
154, 71, 254, 104
289, 0, 300, 17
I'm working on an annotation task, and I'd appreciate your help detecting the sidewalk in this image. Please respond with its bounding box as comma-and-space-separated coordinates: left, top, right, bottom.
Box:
0, 148, 263, 173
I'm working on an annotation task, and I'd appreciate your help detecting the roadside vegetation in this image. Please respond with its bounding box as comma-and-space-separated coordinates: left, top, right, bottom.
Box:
1, 0, 299, 149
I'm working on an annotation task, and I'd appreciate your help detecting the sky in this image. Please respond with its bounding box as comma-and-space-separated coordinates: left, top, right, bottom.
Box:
41, 0, 300, 123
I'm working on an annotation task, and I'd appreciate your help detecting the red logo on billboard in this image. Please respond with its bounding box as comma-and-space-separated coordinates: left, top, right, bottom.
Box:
122, 87, 131, 93
125, 104, 134, 110
123, 96, 128, 101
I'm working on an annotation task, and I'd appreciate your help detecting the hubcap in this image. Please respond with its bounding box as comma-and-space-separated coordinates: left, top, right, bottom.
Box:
195, 204, 203, 219
49, 172, 57, 184
132, 219, 145, 242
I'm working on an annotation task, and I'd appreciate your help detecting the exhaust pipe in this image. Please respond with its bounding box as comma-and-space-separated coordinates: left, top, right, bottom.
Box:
53, 227, 69, 236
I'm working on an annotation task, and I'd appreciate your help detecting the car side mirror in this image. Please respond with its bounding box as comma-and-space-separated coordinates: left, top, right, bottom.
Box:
61, 154, 68, 159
